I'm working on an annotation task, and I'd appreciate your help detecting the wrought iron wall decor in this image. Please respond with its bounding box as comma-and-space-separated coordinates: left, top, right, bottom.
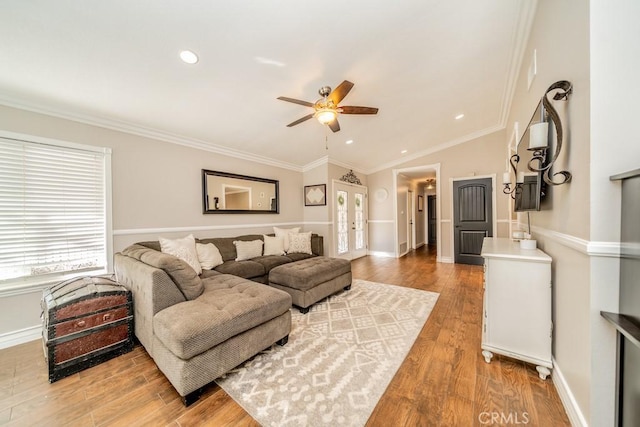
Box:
503, 153, 522, 199
530, 80, 572, 186
503, 80, 573, 205
339, 169, 362, 185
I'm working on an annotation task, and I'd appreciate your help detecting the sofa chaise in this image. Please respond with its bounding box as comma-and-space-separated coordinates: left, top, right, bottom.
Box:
113, 232, 351, 404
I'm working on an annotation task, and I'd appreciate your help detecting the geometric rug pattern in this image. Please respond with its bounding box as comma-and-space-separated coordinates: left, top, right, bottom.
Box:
216, 279, 439, 426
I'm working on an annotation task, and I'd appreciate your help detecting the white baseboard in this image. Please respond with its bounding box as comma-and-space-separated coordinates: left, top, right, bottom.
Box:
552, 358, 588, 427
438, 256, 454, 263
0, 325, 41, 350
368, 251, 396, 258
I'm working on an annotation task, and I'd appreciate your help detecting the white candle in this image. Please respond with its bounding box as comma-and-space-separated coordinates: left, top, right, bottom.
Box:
529, 122, 549, 149
502, 172, 511, 184
517, 172, 525, 183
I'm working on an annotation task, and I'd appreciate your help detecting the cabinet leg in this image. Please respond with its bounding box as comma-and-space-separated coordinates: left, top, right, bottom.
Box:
482, 350, 493, 364
536, 366, 551, 380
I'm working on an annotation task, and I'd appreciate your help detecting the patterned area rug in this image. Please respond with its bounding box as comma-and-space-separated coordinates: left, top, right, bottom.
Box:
216, 279, 439, 426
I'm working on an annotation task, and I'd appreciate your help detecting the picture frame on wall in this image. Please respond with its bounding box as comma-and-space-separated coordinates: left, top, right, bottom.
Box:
304, 184, 326, 206
418, 195, 424, 212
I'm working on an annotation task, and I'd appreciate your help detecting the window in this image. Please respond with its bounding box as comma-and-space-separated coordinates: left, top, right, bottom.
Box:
0, 133, 111, 289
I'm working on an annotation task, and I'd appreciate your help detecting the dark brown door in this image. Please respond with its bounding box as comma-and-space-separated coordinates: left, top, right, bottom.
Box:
427, 195, 437, 245
453, 178, 492, 265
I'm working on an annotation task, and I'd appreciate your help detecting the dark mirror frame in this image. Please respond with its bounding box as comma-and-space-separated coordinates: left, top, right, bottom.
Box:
202, 169, 279, 214
514, 101, 548, 212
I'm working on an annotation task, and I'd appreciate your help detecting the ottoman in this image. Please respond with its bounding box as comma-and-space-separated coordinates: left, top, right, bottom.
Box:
268, 257, 352, 313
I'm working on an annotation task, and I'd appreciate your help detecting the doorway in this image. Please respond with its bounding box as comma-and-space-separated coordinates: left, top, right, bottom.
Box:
333, 180, 368, 260
427, 195, 437, 245
393, 164, 441, 262
452, 177, 493, 265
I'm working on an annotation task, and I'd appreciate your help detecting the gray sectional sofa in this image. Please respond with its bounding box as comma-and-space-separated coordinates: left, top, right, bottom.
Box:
113, 233, 351, 405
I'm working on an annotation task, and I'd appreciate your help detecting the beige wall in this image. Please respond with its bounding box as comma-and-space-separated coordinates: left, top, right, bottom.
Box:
0, 104, 307, 338
0, 105, 305, 250
368, 130, 507, 261
588, 1, 640, 426
505, 0, 640, 425
505, 0, 595, 423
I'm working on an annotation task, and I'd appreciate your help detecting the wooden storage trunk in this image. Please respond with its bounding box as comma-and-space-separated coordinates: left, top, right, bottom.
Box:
42, 276, 134, 382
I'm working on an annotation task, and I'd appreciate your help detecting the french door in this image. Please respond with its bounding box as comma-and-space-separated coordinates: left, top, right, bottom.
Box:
333, 181, 368, 260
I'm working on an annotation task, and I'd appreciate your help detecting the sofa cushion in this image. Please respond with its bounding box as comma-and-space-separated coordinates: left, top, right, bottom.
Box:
287, 231, 313, 255
252, 255, 292, 273
122, 244, 204, 300
284, 252, 316, 262
159, 234, 202, 275
198, 235, 263, 262
273, 227, 300, 252
269, 257, 352, 291
234, 239, 263, 261
196, 242, 224, 269
263, 234, 285, 256
214, 260, 265, 279
153, 274, 292, 359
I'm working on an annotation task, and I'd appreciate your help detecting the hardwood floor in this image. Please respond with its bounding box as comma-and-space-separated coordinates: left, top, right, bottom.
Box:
0, 246, 570, 426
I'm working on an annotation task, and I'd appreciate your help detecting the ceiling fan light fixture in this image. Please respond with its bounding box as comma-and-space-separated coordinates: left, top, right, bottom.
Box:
315, 108, 337, 124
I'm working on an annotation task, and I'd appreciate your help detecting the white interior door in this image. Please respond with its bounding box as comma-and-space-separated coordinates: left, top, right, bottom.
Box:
334, 181, 368, 260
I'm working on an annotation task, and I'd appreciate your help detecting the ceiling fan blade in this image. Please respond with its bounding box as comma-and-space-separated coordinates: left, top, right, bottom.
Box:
277, 96, 314, 107
340, 106, 379, 115
328, 118, 340, 133
286, 114, 314, 127
328, 80, 354, 105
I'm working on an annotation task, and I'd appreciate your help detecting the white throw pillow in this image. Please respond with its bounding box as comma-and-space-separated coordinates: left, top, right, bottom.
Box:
159, 234, 202, 275
263, 235, 285, 256
196, 243, 224, 269
234, 240, 264, 261
273, 226, 300, 252
287, 231, 313, 255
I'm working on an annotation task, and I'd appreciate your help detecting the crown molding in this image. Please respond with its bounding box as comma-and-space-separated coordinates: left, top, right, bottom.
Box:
302, 155, 329, 172
498, 0, 539, 126
0, 96, 303, 172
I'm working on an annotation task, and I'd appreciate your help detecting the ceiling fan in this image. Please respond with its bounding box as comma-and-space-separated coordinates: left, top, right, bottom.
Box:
277, 80, 378, 133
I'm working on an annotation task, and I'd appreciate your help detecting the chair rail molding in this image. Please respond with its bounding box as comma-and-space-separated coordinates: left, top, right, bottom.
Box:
522, 223, 621, 257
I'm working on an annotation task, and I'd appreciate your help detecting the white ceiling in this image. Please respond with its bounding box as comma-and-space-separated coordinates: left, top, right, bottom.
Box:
0, 0, 535, 173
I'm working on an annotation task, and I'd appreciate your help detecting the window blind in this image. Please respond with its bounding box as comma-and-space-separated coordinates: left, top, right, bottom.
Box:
0, 136, 107, 285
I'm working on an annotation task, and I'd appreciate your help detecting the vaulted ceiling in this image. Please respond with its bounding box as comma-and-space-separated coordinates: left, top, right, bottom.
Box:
0, 0, 535, 173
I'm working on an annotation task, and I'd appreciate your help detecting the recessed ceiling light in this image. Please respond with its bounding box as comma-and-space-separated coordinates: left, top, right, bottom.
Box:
255, 56, 286, 67
345, 139, 354, 145
179, 50, 199, 64
401, 149, 408, 154
455, 113, 465, 120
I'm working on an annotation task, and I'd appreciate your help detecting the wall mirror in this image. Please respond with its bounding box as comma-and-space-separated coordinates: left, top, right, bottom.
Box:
506, 80, 573, 212
202, 169, 279, 214
514, 100, 548, 211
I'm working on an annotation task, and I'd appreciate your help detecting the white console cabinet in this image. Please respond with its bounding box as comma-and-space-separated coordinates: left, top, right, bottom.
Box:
480, 237, 552, 379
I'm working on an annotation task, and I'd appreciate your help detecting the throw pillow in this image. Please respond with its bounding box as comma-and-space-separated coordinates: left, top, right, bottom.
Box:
159, 234, 202, 275
234, 239, 264, 261
273, 226, 300, 252
263, 234, 285, 256
196, 243, 224, 269
287, 231, 313, 255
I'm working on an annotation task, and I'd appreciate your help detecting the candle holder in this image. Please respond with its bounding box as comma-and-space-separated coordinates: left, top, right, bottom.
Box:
527, 146, 548, 173
502, 154, 523, 199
